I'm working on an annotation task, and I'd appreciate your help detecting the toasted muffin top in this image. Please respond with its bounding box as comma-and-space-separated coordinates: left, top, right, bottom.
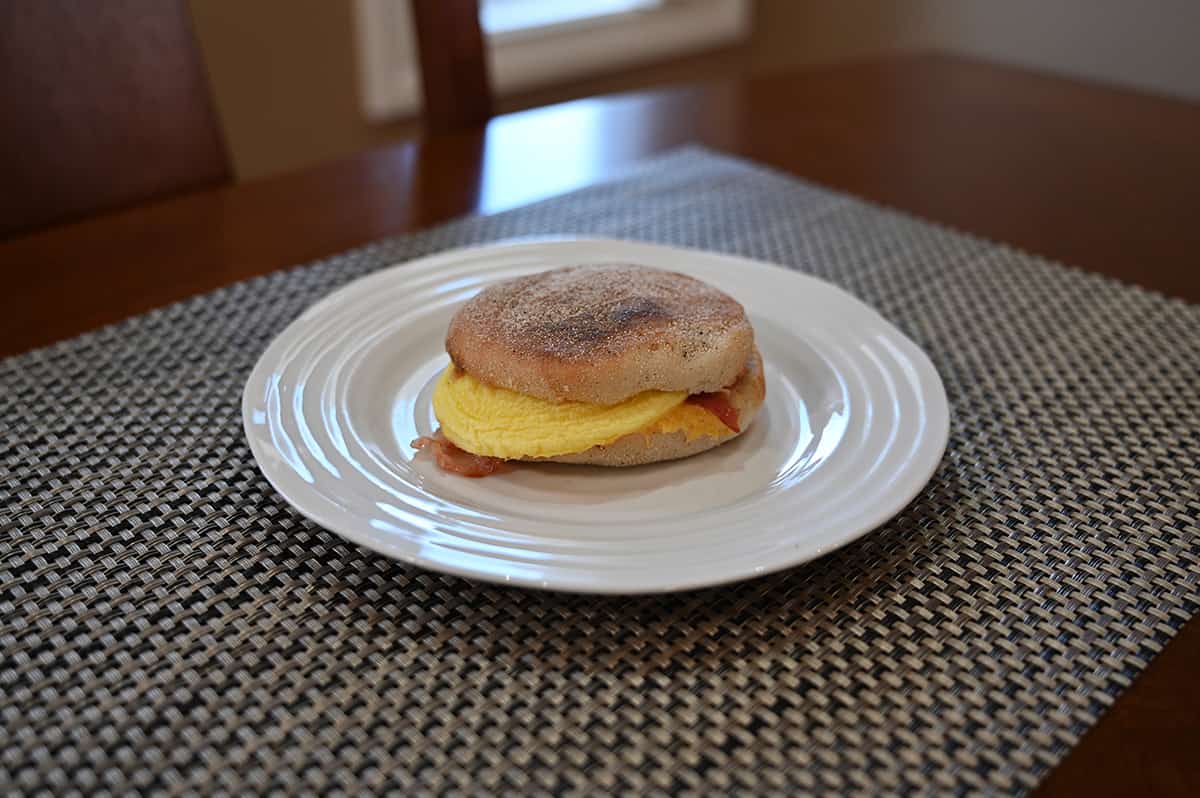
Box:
446, 264, 754, 404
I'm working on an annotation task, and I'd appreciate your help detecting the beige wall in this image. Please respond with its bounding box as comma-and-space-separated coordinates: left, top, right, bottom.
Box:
188, 0, 404, 181
917, 0, 1200, 102
750, 0, 928, 72
753, 0, 1200, 100
190, 0, 1200, 181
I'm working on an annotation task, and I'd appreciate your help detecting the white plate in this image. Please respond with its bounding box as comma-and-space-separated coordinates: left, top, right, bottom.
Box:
243, 238, 949, 593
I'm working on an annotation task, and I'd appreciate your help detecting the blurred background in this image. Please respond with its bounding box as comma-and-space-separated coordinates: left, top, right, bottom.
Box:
189, 0, 1200, 181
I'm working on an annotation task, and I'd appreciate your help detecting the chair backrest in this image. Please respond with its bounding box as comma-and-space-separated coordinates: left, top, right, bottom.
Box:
410, 0, 494, 133
0, 0, 231, 237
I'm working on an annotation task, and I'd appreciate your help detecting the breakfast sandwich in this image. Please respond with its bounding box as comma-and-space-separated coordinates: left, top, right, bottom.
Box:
413, 264, 765, 475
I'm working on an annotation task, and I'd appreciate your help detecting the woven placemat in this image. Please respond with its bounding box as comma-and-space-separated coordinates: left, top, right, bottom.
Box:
3, 148, 1198, 796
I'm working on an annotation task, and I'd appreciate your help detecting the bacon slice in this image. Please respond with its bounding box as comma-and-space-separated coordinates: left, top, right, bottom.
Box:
686, 391, 740, 433
411, 430, 511, 477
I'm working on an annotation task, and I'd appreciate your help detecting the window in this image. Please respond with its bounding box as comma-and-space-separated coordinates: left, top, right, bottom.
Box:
479, 0, 663, 37
354, 0, 749, 121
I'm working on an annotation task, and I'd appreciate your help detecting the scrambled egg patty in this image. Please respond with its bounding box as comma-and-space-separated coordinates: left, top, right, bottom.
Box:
432, 366, 731, 459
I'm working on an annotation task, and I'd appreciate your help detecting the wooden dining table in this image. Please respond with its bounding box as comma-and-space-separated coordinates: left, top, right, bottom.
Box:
2, 53, 1197, 795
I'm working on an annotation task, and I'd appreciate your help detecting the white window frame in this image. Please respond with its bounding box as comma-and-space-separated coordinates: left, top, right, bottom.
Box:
353, 0, 750, 121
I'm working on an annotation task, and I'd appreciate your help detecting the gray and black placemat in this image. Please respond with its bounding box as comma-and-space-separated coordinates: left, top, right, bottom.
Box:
2, 148, 1198, 796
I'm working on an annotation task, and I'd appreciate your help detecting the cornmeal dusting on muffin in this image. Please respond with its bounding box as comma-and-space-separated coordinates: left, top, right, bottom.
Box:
451, 264, 744, 361
447, 264, 755, 404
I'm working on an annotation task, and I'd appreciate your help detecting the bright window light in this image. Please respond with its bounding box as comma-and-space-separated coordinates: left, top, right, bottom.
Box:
480, 0, 663, 36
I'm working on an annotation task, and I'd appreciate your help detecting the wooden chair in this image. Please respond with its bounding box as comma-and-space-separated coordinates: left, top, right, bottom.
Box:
410, 0, 494, 133
0, 0, 493, 238
0, 0, 231, 237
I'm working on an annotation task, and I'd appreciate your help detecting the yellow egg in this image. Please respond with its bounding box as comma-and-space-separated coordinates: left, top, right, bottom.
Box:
433, 365, 691, 459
